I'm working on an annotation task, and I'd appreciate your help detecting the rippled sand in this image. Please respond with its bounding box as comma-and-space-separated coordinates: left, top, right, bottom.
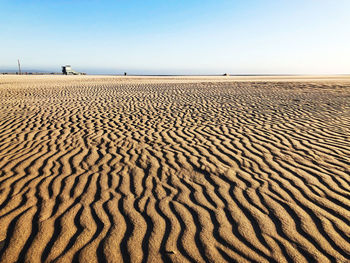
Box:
0, 75, 349, 262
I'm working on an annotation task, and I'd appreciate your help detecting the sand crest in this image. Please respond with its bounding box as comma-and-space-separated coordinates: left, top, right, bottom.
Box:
0, 75, 349, 262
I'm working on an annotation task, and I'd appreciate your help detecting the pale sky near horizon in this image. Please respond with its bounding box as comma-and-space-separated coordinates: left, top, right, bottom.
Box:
1, 0, 349, 74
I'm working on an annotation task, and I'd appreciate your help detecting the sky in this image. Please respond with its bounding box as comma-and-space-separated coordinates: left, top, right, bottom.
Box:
1, 0, 349, 75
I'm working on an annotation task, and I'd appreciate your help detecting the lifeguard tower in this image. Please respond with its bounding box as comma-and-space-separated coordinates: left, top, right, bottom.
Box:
62, 65, 81, 75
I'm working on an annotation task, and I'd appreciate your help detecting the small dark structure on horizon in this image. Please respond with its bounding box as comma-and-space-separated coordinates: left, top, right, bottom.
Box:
223, 73, 230, 76
17, 59, 21, 75
62, 65, 82, 75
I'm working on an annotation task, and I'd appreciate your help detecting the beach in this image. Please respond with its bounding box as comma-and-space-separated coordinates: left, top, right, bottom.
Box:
0, 75, 349, 262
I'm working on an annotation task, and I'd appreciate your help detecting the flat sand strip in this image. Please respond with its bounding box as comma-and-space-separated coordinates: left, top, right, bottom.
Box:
0, 76, 349, 262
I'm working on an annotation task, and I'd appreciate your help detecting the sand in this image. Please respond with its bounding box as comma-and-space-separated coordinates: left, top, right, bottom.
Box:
0, 75, 349, 263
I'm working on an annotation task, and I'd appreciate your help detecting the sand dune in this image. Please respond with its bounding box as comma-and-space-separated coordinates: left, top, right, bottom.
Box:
0, 75, 349, 262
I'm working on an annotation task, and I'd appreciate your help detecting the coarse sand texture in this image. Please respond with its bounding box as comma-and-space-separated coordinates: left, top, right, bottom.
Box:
0, 75, 349, 263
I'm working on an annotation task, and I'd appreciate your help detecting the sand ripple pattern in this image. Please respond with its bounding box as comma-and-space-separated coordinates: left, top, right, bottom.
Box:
0, 76, 350, 263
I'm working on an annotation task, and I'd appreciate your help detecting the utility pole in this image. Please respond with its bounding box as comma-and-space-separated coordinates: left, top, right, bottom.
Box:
17, 59, 21, 75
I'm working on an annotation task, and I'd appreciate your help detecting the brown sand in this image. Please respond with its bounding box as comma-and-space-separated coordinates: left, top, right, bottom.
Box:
0, 75, 349, 262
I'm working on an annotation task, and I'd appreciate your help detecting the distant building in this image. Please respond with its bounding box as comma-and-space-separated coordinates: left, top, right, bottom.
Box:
62, 65, 82, 75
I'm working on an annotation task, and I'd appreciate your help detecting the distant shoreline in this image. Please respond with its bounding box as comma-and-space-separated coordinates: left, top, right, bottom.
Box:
1, 72, 350, 77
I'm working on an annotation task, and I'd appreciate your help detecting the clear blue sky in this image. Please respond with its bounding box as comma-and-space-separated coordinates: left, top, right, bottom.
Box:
1, 0, 349, 74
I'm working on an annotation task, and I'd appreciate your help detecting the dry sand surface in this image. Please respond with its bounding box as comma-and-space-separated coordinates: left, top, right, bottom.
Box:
0, 75, 349, 263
